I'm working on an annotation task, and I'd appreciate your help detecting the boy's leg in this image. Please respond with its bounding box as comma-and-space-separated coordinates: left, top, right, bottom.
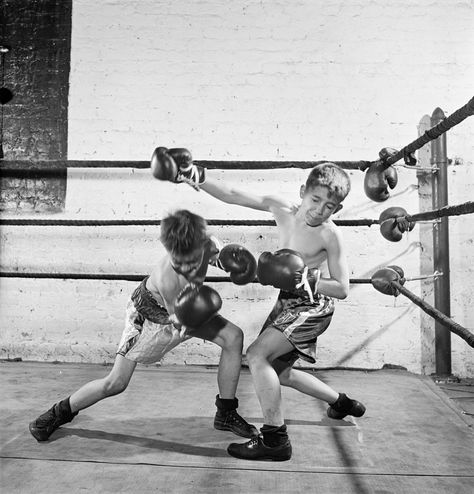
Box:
246, 327, 295, 426
274, 359, 338, 403
275, 360, 365, 420
69, 354, 136, 412
192, 315, 258, 438
29, 355, 136, 441
227, 327, 294, 461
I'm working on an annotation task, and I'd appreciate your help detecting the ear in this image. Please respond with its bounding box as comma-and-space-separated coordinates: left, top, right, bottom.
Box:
334, 204, 343, 214
299, 185, 305, 198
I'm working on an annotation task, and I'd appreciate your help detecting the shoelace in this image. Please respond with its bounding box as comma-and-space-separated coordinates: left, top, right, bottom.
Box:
36, 410, 58, 427
228, 410, 246, 425
247, 436, 260, 447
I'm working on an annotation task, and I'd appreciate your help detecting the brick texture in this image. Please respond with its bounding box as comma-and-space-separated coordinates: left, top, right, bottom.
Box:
1, 0, 473, 375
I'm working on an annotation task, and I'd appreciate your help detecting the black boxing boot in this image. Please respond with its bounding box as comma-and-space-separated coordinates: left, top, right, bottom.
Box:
214, 395, 258, 438
29, 397, 78, 441
227, 424, 292, 461
327, 393, 366, 420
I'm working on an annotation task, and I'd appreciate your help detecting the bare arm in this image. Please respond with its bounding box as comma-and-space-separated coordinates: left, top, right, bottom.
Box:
318, 228, 350, 300
201, 176, 291, 212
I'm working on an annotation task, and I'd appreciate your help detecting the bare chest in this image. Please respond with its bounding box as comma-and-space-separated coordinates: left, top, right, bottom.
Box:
278, 220, 328, 267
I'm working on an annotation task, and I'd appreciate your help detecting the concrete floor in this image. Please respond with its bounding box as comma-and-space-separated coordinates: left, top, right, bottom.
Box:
1, 361, 473, 494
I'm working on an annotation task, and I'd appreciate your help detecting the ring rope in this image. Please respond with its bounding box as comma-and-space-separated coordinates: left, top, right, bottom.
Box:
0, 271, 440, 284
0, 159, 370, 174
0, 218, 379, 227
381, 96, 474, 169
378, 201, 474, 241
0, 271, 375, 284
404, 201, 474, 222
0, 158, 440, 175
392, 281, 474, 348
3, 201, 473, 227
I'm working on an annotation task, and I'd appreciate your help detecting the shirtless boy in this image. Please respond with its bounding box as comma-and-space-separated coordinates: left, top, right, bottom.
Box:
29, 209, 258, 442
151, 148, 366, 461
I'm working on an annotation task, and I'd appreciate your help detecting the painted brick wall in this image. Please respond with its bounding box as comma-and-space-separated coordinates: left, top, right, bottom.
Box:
0, 168, 440, 371
1, 0, 473, 376
67, 0, 473, 161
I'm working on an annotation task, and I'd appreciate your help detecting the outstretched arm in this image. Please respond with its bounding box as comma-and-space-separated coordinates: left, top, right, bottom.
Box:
151, 146, 293, 213
201, 175, 291, 212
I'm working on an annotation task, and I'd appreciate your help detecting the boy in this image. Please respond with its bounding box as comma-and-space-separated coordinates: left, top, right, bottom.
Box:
29, 209, 258, 442
151, 147, 366, 461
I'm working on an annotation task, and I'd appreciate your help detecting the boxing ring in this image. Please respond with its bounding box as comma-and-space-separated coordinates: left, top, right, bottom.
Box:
1, 98, 474, 493
1, 96, 473, 372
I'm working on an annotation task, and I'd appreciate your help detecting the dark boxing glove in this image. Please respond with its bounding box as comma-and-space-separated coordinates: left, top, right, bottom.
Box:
151, 147, 205, 190
386, 265, 405, 284
371, 266, 405, 296
379, 207, 415, 242
257, 248, 320, 302
364, 147, 399, 202
174, 284, 222, 328
217, 244, 257, 285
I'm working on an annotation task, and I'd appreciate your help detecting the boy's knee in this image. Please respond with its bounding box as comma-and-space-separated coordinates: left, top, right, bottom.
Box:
277, 367, 292, 386
103, 376, 129, 396
246, 341, 265, 364
222, 327, 244, 350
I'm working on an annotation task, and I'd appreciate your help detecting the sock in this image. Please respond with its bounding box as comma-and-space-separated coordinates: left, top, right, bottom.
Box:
261, 424, 288, 447
57, 397, 77, 421
330, 393, 352, 412
215, 395, 238, 413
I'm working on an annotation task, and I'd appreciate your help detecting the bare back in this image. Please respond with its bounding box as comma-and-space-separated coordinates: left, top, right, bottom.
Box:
145, 256, 189, 315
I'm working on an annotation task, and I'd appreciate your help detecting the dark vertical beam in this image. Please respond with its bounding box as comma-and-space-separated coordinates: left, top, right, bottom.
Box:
416, 114, 436, 374
431, 107, 451, 376
0, 0, 72, 212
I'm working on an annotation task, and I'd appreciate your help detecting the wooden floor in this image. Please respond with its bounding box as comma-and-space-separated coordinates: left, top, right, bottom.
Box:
1, 361, 473, 493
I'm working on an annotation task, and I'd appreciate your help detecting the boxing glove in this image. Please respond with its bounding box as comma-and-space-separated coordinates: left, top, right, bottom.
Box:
379, 207, 415, 242
364, 147, 399, 202
257, 249, 320, 302
174, 284, 222, 328
151, 147, 205, 190
371, 266, 405, 296
217, 244, 257, 285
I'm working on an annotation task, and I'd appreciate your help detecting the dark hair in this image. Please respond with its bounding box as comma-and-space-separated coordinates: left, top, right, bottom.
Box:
305, 163, 351, 202
160, 209, 208, 256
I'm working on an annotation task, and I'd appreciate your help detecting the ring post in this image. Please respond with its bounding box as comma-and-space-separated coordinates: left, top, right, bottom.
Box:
431, 107, 451, 376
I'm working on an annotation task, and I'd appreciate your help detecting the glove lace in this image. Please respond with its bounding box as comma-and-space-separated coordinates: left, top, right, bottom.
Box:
295, 266, 320, 303
178, 164, 201, 191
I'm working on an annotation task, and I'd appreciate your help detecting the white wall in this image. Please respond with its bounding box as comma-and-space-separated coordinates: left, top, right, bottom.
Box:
67, 0, 473, 162
448, 163, 474, 377
1, 0, 473, 375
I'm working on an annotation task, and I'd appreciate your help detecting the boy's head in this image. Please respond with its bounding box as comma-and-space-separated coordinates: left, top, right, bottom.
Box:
299, 163, 351, 226
304, 163, 351, 202
161, 209, 209, 279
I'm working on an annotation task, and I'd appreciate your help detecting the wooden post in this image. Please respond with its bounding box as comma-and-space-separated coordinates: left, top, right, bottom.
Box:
417, 115, 436, 374
431, 108, 451, 376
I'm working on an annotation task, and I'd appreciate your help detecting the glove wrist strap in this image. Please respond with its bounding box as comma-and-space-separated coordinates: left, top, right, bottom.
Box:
178, 164, 206, 190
